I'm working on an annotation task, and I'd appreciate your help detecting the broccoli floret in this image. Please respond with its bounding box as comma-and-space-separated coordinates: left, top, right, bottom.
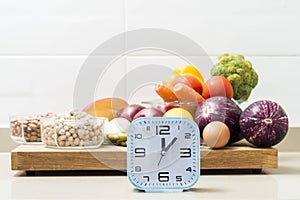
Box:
211, 53, 258, 101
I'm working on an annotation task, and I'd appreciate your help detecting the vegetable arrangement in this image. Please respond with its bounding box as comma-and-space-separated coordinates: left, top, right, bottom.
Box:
85, 53, 289, 149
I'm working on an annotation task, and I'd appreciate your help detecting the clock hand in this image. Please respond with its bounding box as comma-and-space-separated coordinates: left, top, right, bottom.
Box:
157, 137, 178, 166
161, 138, 166, 150
157, 155, 163, 166
164, 137, 178, 152
157, 138, 166, 166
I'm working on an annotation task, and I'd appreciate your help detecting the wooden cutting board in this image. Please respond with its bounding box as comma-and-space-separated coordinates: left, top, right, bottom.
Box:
11, 144, 277, 173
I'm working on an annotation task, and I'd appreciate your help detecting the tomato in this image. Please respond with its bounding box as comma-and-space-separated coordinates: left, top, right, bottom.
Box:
203, 76, 234, 99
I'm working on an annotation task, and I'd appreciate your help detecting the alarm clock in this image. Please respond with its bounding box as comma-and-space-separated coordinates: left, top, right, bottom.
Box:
127, 117, 200, 192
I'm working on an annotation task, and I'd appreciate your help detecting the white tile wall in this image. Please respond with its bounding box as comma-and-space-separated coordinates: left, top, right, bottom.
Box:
0, 0, 125, 56
0, 57, 82, 123
0, 1, 300, 127
0, 56, 126, 125
125, 0, 300, 56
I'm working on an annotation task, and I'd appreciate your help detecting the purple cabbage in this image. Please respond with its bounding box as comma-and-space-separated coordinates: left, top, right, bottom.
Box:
195, 96, 243, 144
239, 100, 289, 147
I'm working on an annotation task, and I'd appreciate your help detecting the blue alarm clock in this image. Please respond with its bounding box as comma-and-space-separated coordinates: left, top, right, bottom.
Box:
127, 117, 200, 192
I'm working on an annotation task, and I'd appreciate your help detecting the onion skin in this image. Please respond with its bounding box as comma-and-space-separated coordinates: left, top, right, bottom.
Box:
155, 103, 177, 113
239, 100, 289, 147
133, 108, 164, 120
117, 104, 145, 122
195, 96, 243, 144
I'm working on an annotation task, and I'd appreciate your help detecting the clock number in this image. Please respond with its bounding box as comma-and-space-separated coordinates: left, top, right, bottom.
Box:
135, 166, 142, 172
180, 148, 192, 158
185, 132, 191, 139
176, 176, 183, 182
135, 148, 146, 157
186, 167, 192, 172
143, 176, 150, 182
156, 125, 170, 135
158, 172, 169, 182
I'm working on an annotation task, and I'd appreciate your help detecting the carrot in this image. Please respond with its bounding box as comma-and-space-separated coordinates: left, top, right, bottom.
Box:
173, 83, 205, 104
155, 82, 178, 101
172, 83, 204, 115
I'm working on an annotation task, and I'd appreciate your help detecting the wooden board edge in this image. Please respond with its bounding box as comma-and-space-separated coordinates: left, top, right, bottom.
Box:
11, 151, 18, 170
10, 145, 279, 171
11, 151, 127, 171
200, 147, 278, 169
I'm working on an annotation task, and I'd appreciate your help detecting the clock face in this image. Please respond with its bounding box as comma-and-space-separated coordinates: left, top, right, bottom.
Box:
127, 117, 200, 192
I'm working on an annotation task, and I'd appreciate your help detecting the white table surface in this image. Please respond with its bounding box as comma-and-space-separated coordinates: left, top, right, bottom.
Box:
1, 152, 300, 200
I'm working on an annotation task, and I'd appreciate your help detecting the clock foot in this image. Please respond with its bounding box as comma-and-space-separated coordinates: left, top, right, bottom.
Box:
144, 189, 183, 193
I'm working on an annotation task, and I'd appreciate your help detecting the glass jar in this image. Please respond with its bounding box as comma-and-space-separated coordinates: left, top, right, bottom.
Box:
10, 113, 52, 144
41, 114, 106, 149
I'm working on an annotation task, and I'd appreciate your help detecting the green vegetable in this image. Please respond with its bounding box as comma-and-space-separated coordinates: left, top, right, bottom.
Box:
107, 133, 127, 147
211, 53, 258, 101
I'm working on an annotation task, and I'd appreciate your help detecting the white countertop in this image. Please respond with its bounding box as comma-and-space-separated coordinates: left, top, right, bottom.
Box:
1, 152, 300, 200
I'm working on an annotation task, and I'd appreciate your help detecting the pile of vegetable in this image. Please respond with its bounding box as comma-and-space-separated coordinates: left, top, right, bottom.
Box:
152, 53, 288, 149
85, 53, 289, 149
